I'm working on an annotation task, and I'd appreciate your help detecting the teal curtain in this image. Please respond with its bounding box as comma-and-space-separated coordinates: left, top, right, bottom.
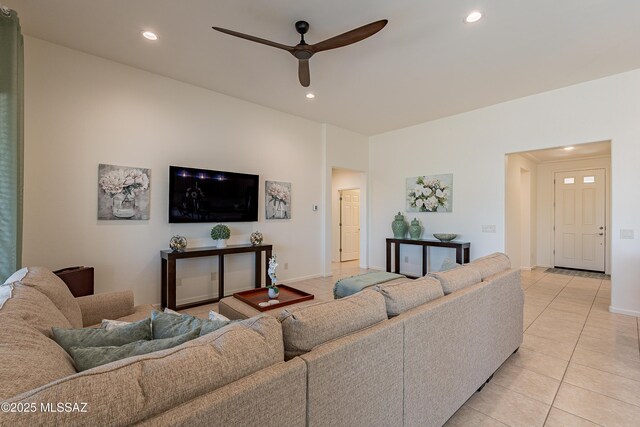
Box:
0, 7, 24, 281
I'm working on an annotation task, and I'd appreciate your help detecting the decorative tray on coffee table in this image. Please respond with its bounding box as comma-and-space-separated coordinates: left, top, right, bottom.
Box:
232, 285, 314, 312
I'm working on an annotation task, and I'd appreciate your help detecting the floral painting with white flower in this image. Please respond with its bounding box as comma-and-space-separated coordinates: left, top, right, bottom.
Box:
98, 164, 151, 220
406, 174, 453, 213
265, 181, 291, 220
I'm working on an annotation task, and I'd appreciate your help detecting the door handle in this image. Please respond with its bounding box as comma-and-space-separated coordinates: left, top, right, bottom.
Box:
598, 233, 604, 236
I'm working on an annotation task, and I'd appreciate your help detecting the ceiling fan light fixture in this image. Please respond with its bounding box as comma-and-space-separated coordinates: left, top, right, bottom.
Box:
306, 92, 316, 99
142, 31, 158, 41
464, 11, 482, 24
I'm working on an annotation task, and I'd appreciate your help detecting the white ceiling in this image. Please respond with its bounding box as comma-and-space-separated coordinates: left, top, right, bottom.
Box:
5, 0, 640, 135
518, 141, 611, 163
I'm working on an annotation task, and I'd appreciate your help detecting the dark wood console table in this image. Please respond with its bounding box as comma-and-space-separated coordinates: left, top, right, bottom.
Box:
386, 238, 470, 278
161, 244, 272, 310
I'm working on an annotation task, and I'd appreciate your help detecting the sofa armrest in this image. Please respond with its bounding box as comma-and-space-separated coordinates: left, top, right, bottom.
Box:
76, 291, 135, 327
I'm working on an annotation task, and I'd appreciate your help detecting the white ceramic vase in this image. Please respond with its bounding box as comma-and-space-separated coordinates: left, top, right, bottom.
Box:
268, 286, 279, 299
217, 239, 227, 248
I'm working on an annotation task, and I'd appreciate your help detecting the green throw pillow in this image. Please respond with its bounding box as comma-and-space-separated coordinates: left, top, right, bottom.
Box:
151, 310, 230, 339
70, 329, 200, 372
52, 318, 152, 355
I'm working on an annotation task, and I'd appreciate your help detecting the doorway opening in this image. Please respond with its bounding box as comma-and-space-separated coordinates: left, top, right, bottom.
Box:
331, 168, 365, 265
505, 141, 611, 274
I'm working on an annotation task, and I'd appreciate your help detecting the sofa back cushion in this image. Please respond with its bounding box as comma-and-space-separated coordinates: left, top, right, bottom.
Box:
1, 283, 72, 337
374, 276, 444, 317
279, 289, 387, 359
0, 313, 77, 400
429, 265, 482, 295
5, 315, 284, 426
470, 252, 511, 280
19, 267, 83, 328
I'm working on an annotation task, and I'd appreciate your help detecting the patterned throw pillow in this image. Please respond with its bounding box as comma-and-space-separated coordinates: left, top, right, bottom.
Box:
52, 318, 152, 354
70, 329, 200, 371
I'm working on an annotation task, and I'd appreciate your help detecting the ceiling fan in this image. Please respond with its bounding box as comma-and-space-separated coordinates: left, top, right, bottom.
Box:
212, 19, 388, 87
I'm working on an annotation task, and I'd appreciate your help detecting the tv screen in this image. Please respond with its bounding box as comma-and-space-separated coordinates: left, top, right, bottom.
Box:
169, 166, 259, 223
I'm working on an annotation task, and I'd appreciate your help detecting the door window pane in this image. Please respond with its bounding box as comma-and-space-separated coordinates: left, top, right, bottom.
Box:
564, 177, 575, 184
583, 176, 595, 183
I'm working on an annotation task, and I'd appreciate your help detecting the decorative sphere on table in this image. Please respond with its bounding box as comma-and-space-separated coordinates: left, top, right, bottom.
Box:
391, 212, 408, 239
169, 235, 187, 252
250, 231, 263, 246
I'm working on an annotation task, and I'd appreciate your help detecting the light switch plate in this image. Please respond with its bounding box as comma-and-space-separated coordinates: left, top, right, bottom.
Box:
482, 225, 497, 233
620, 229, 635, 239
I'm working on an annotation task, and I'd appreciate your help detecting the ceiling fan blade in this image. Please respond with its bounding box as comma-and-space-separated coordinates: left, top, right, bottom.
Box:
298, 59, 310, 87
310, 19, 388, 53
212, 27, 294, 52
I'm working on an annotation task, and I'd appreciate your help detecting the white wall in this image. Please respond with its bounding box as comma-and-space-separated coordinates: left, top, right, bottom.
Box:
22, 37, 329, 305
322, 124, 369, 273
536, 156, 611, 273
331, 168, 365, 262
370, 69, 640, 315
505, 154, 538, 269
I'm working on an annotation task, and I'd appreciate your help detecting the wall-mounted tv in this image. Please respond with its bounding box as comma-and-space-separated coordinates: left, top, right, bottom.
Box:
169, 166, 259, 223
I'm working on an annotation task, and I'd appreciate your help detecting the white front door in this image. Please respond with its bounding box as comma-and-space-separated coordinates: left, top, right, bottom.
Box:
554, 169, 606, 271
340, 189, 360, 262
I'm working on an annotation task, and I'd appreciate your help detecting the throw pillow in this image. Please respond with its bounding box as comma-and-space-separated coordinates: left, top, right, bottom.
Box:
440, 258, 461, 272
52, 318, 152, 355
151, 311, 230, 339
209, 310, 230, 322
101, 319, 131, 331
70, 329, 200, 372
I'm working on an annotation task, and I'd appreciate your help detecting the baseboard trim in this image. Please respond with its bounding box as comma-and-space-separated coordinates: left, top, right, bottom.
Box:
520, 267, 533, 271
369, 265, 385, 272
609, 306, 640, 317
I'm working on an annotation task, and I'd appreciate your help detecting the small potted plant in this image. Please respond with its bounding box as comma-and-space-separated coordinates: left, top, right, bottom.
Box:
267, 254, 279, 298
210, 224, 231, 248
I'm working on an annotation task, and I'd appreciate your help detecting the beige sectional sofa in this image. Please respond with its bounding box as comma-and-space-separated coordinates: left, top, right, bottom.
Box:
0, 253, 522, 427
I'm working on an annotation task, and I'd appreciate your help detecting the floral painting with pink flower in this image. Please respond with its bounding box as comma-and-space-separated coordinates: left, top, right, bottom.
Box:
98, 164, 151, 220
265, 180, 291, 219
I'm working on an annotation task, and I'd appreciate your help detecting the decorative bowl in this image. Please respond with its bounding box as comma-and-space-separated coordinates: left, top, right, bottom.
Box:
433, 233, 457, 242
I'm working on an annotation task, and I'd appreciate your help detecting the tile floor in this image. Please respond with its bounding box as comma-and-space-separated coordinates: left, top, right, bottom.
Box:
183, 264, 639, 426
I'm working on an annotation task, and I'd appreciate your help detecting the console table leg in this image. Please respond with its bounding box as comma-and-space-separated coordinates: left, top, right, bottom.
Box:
464, 248, 470, 264
218, 255, 225, 300
422, 246, 428, 276
254, 251, 262, 288
456, 247, 463, 264
167, 259, 176, 310
394, 243, 400, 274
161, 258, 167, 309
386, 240, 391, 272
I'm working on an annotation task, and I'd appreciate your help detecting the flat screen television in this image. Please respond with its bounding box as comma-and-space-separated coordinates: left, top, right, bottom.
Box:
169, 166, 259, 223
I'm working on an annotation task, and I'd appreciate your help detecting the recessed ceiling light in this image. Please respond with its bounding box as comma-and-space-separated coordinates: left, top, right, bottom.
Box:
142, 31, 158, 41
464, 11, 482, 23
564, 146, 576, 151
306, 93, 315, 99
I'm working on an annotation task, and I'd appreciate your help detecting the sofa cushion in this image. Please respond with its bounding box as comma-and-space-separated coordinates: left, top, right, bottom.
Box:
5, 315, 283, 426
279, 289, 387, 359
19, 267, 84, 328
0, 313, 77, 400
374, 276, 444, 317
1, 283, 72, 337
70, 329, 201, 372
429, 265, 482, 295
470, 252, 511, 280
52, 318, 152, 354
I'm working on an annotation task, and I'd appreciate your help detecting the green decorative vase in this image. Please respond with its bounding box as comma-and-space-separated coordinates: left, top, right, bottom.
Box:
391, 212, 408, 239
409, 218, 422, 240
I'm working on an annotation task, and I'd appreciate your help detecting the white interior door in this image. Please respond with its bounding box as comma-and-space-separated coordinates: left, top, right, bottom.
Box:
340, 189, 360, 261
554, 169, 605, 271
